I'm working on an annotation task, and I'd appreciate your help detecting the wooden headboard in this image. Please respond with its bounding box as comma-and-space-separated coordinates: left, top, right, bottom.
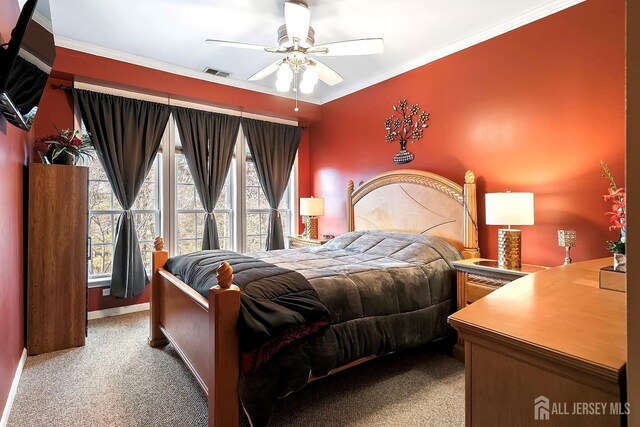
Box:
347, 169, 480, 259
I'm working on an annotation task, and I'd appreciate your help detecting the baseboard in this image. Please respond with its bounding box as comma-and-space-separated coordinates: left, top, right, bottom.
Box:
0, 348, 27, 427
88, 302, 150, 320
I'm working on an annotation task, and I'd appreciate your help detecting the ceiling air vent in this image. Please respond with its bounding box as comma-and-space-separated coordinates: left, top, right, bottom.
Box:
203, 67, 230, 78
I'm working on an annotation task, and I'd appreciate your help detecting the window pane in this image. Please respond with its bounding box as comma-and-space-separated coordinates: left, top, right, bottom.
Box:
133, 181, 156, 210
177, 183, 197, 210
246, 161, 260, 187
88, 156, 108, 181
260, 212, 269, 234
145, 161, 156, 183
139, 242, 154, 273
176, 154, 192, 184
246, 187, 260, 210
135, 213, 156, 242
178, 239, 197, 255
177, 213, 197, 240
246, 213, 261, 237
219, 238, 230, 250
195, 213, 205, 238
89, 214, 115, 245
216, 212, 230, 239
246, 235, 262, 253
90, 244, 113, 276
279, 210, 290, 238
215, 181, 230, 210
89, 181, 113, 211
278, 183, 291, 210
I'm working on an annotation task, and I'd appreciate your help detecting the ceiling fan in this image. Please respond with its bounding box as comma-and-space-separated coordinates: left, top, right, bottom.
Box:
206, 0, 384, 109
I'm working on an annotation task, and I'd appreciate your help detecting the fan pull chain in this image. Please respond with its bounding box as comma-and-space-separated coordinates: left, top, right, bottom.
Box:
294, 70, 299, 112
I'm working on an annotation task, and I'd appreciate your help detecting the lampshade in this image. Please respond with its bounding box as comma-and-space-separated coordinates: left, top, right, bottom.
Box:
485, 192, 534, 226
300, 197, 324, 216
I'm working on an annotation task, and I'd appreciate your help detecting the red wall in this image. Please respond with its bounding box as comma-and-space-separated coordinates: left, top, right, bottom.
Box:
35, 48, 319, 311
309, 0, 625, 267
0, 0, 27, 417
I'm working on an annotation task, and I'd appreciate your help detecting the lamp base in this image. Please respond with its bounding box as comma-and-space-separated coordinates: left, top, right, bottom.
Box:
497, 229, 521, 269
303, 216, 319, 240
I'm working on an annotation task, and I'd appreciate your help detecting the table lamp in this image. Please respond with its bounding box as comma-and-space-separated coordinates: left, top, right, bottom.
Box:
300, 197, 324, 240
485, 192, 534, 269
557, 229, 576, 265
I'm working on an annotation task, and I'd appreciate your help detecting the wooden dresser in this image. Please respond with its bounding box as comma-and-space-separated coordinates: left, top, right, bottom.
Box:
449, 258, 627, 427
27, 163, 88, 355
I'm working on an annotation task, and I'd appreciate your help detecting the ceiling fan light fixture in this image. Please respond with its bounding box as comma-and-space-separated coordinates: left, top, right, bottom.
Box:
276, 77, 291, 92
299, 79, 314, 94
276, 62, 293, 83
303, 64, 318, 85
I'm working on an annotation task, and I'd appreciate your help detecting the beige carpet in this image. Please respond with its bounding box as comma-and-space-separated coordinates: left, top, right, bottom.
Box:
8, 311, 464, 427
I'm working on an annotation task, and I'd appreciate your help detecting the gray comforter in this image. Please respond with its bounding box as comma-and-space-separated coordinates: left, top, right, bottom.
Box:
241, 230, 462, 425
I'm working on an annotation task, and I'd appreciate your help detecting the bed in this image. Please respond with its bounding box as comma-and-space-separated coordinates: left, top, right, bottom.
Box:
148, 169, 480, 427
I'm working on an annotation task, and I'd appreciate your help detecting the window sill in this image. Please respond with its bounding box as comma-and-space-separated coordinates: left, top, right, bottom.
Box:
88, 277, 111, 288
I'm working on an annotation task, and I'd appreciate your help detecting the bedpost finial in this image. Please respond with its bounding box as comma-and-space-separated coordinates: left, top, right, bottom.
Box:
465, 170, 475, 184
348, 180, 354, 192
154, 236, 164, 251
216, 261, 234, 289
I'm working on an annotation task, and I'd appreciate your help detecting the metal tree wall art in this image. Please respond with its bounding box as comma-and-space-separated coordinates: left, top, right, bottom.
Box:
385, 99, 430, 164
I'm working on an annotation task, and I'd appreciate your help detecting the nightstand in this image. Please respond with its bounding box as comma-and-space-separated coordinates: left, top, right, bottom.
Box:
288, 235, 329, 248
451, 258, 547, 360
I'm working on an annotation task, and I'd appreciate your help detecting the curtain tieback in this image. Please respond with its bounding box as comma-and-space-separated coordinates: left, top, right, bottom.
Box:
123, 209, 132, 220
270, 208, 280, 218
205, 212, 215, 220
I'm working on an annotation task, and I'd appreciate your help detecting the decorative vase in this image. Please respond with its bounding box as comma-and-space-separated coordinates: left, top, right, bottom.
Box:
393, 140, 414, 164
46, 148, 75, 165
613, 253, 626, 272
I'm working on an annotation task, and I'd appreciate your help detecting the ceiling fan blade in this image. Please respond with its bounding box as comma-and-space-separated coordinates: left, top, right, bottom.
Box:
284, 1, 310, 44
309, 38, 384, 56
205, 39, 275, 52
248, 60, 283, 81
309, 59, 343, 86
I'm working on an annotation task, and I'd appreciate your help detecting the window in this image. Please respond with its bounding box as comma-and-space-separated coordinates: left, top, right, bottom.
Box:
81, 85, 297, 281
87, 155, 161, 278
175, 127, 233, 255
244, 143, 291, 252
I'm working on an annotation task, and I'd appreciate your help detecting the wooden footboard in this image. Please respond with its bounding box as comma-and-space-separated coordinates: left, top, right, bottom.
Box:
149, 237, 241, 427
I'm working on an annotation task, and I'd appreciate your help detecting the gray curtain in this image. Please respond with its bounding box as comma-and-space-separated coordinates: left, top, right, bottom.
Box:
241, 118, 302, 250
173, 107, 240, 250
74, 89, 171, 298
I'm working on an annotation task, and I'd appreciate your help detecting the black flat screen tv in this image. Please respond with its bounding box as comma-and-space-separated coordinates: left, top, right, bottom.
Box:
0, 0, 55, 131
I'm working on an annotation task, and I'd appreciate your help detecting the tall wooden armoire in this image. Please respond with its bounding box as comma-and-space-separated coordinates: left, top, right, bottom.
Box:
27, 163, 88, 355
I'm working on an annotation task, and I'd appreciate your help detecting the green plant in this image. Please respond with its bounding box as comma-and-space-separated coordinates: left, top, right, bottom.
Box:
36, 128, 94, 164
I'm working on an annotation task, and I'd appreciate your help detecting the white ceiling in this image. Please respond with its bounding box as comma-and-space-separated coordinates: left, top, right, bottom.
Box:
36, 0, 583, 104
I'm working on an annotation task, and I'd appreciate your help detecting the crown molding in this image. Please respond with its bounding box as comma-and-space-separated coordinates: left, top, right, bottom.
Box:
317, 0, 585, 104
54, 37, 323, 105
32, 10, 53, 33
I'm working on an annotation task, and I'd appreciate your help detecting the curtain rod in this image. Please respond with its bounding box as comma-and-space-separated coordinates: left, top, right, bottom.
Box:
54, 83, 308, 128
